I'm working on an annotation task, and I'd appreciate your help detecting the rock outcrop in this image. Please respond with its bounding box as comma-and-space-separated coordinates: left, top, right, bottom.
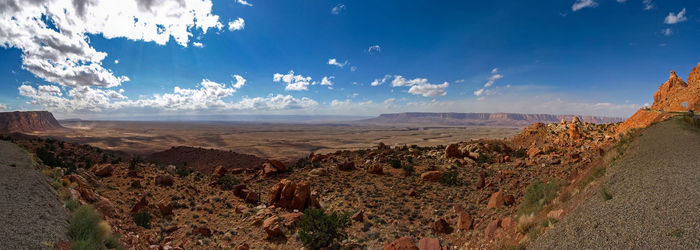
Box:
0, 111, 62, 132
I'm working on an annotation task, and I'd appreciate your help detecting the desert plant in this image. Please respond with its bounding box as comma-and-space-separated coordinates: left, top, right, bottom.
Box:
519, 179, 561, 215
440, 170, 460, 186
389, 159, 402, 169
69, 205, 118, 250
133, 210, 152, 229
175, 166, 191, 177
219, 175, 239, 190
297, 208, 350, 249
65, 199, 81, 212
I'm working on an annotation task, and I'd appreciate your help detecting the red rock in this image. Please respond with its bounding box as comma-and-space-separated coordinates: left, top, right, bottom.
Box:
268, 160, 286, 172
547, 209, 564, 219
290, 181, 311, 210
487, 190, 505, 208
420, 171, 442, 182
158, 200, 173, 216
193, 227, 212, 237
503, 194, 515, 206
501, 217, 514, 230
431, 218, 453, 234
262, 163, 278, 176
281, 212, 304, 227
475, 175, 485, 189
233, 184, 248, 198
235, 243, 250, 250
484, 219, 500, 239
338, 161, 355, 171
503, 155, 511, 162
568, 123, 582, 140
212, 165, 227, 178
267, 182, 283, 204
352, 210, 364, 222
417, 237, 441, 250
457, 211, 472, 230
155, 174, 174, 186
131, 196, 149, 215
95, 198, 117, 218
445, 144, 461, 158
527, 148, 543, 158
92, 164, 114, 177
384, 236, 418, 250
244, 191, 259, 204
368, 164, 383, 174
263, 216, 284, 238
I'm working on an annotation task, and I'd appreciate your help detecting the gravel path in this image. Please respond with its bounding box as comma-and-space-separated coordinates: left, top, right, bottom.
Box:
531, 118, 700, 249
0, 140, 69, 249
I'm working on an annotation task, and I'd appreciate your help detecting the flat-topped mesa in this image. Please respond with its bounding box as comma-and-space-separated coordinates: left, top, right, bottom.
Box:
0, 111, 63, 133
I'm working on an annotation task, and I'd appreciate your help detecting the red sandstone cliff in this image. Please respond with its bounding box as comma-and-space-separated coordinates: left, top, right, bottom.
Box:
0, 111, 63, 132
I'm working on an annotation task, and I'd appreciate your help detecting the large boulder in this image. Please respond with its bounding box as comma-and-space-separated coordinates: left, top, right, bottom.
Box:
263, 216, 284, 238
290, 181, 311, 210
268, 179, 317, 211
212, 165, 227, 178
444, 144, 461, 158
92, 164, 114, 177
487, 190, 505, 208
431, 218, 453, 234
457, 211, 472, 230
417, 238, 441, 250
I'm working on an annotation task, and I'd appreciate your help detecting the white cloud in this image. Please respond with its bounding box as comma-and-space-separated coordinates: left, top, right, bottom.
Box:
320, 76, 334, 86
228, 18, 246, 31
331, 4, 346, 15
236, 0, 253, 7
662, 28, 672, 36
643, 0, 654, 10
371, 75, 449, 97
327, 58, 347, 68
474, 69, 504, 97
370, 75, 392, 86
232, 75, 246, 89
664, 8, 687, 24
0, 103, 7, 111
0, 0, 222, 90
572, 0, 598, 11
193, 42, 204, 48
114, 60, 119, 64
273, 70, 313, 91
368, 45, 381, 54
229, 94, 317, 111
408, 82, 449, 97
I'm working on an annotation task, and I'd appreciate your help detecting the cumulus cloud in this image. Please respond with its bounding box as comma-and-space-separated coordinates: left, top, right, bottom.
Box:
331, 4, 346, 15
114, 60, 119, 64
0, 0, 222, 90
232, 75, 246, 89
320, 76, 334, 86
474, 68, 503, 98
572, 0, 598, 11
236, 0, 253, 7
273, 70, 313, 91
327, 58, 347, 68
228, 17, 245, 31
368, 45, 381, 54
664, 8, 687, 24
370, 75, 449, 97
193, 42, 204, 48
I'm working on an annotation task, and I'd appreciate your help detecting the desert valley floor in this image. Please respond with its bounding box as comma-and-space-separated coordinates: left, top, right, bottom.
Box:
32, 121, 521, 161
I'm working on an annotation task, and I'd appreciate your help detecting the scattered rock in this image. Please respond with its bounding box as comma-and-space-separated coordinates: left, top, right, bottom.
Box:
281, 212, 303, 227
193, 227, 212, 237
457, 211, 472, 230
338, 161, 355, 171
263, 216, 284, 238
158, 200, 173, 216
212, 165, 227, 178
92, 164, 114, 177
95, 198, 117, 218
155, 174, 174, 186
445, 144, 461, 158
352, 210, 364, 222
527, 148, 543, 158
484, 219, 500, 239
384, 236, 418, 250
487, 190, 505, 208
431, 218, 453, 234
368, 164, 383, 174
420, 171, 442, 182
268, 160, 286, 172
501, 217, 514, 230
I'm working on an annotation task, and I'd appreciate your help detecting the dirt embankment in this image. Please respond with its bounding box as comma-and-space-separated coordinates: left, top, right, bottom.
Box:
531, 118, 700, 249
0, 140, 69, 249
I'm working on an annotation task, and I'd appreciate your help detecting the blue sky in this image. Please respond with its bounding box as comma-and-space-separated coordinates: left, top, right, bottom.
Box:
0, 0, 699, 119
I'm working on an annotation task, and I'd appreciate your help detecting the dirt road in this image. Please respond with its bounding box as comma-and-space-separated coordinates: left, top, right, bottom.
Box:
531, 118, 700, 249
0, 140, 69, 249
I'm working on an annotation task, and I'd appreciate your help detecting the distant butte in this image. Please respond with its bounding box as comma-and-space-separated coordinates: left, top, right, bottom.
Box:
359, 112, 625, 127
0, 111, 63, 133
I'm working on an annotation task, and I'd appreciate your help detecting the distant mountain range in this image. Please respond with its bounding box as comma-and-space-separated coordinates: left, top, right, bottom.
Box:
358, 112, 625, 127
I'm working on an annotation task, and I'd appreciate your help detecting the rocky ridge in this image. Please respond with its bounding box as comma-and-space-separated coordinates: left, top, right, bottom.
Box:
0, 111, 63, 132
360, 112, 625, 127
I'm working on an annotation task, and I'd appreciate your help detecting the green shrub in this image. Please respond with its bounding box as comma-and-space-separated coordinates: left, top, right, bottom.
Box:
69, 206, 101, 245
219, 175, 239, 190
389, 159, 402, 169
175, 166, 191, 177
133, 210, 152, 229
297, 208, 350, 249
519, 179, 561, 215
65, 199, 81, 212
440, 170, 460, 186
513, 148, 527, 158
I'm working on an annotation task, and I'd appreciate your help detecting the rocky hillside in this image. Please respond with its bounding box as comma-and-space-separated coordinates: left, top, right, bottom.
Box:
5, 115, 621, 249
359, 112, 624, 127
0, 111, 63, 132
620, 62, 700, 132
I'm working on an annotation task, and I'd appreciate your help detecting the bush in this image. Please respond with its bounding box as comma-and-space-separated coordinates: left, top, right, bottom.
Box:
475, 154, 492, 165
65, 199, 81, 212
133, 210, 152, 229
389, 159, 402, 169
175, 166, 191, 177
519, 179, 561, 215
513, 148, 527, 158
68, 205, 120, 250
297, 208, 350, 249
440, 170, 460, 186
219, 175, 240, 190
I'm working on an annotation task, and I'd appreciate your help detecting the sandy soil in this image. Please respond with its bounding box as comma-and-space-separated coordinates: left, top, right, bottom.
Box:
531, 118, 700, 249
0, 140, 69, 249
31, 121, 520, 161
